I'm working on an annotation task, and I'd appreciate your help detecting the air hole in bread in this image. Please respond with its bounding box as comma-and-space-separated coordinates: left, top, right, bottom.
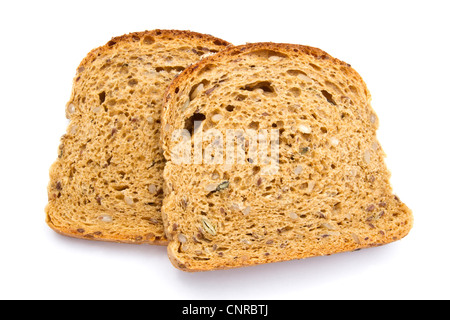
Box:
128, 79, 138, 87
271, 120, 284, 129
115, 194, 125, 200
99, 91, 106, 105
289, 87, 301, 97
333, 203, 342, 214
184, 112, 206, 135
246, 49, 288, 60
349, 85, 359, 96
325, 81, 343, 94
198, 64, 217, 76
213, 39, 226, 46
143, 35, 155, 45
321, 90, 336, 105
287, 69, 308, 77
249, 121, 259, 130
155, 66, 185, 73
226, 105, 235, 112
309, 63, 321, 71
241, 81, 274, 94
192, 46, 209, 56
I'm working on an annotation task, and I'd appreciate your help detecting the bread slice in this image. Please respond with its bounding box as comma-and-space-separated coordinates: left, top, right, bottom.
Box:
160, 42, 413, 270
46, 30, 231, 244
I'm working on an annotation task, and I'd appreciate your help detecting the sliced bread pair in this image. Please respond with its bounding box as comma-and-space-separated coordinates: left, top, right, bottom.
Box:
46, 30, 231, 244
160, 43, 413, 271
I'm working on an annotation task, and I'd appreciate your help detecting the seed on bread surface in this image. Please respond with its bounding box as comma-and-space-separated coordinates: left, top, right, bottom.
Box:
201, 217, 216, 236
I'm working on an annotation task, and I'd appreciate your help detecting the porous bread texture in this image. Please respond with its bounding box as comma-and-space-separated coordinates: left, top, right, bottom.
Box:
46, 30, 231, 244
161, 43, 413, 271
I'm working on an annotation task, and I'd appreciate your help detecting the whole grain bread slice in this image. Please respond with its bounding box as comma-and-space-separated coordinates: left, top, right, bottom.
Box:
46, 30, 231, 244
161, 42, 413, 270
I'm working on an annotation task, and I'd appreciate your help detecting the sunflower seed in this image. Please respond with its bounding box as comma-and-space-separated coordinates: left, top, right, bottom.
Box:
178, 233, 187, 243
201, 217, 216, 236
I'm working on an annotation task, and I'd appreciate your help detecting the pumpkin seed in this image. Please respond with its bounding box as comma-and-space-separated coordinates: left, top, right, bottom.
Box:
300, 147, 309, 155
215, 180, 229, 192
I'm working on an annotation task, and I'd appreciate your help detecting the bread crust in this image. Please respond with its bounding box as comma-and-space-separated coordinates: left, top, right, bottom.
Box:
78, 29, 230, 73
46, 219, 169, 245
167, 241, 389, 272
46, 30, 231, 245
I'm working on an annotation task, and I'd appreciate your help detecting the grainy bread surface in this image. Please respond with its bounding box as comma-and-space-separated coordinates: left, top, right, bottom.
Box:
161, 43, 413, 270
46, 30, 230, 244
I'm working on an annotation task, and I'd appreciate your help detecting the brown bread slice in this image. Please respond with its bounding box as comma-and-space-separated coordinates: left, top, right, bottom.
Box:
46, 30, 230, 244
161, 43, 413, 270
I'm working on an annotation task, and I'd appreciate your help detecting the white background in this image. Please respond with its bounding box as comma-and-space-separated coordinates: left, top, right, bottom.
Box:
0, 0, 449, 300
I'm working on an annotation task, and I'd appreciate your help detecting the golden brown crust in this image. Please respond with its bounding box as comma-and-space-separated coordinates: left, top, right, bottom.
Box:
167, 241, 397, 272
46, 215, 169, 245
78, 29, 230, 72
